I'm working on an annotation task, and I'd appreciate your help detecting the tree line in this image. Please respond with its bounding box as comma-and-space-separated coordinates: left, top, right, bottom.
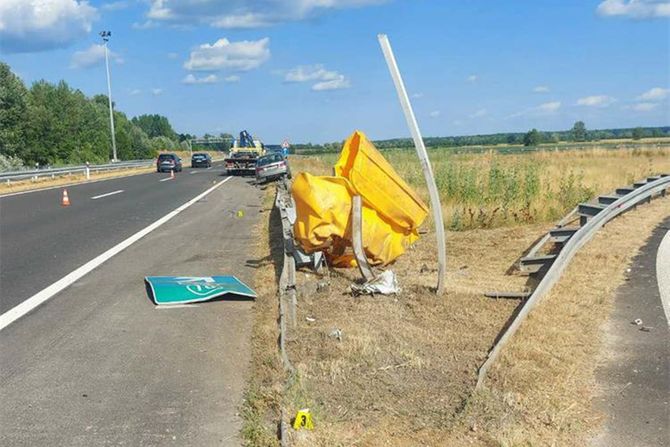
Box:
294, 123, 670, 153
0, 61, 184, 167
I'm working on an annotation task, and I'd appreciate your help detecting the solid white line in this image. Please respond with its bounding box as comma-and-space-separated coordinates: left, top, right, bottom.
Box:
91, 189, 124, 200
159, 177, 173, 182
657, 229, 670, 327
0, 176, 233, 331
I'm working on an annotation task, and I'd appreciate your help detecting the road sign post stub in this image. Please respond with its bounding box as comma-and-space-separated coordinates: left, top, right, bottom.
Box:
145, 275, 256, 305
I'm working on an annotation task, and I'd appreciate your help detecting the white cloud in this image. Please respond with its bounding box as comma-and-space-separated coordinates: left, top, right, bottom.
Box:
129, 89, 141, 95
510, 101, 561, 118
167, 52, 179, 59
466, 74, 478, 83
469, 108, 488, 118
152, 88, 163, 95
132, 20, 157, 29
538, 101, 561, 112
0, 0, 98, 53
411, 92, 424, 99
142, 0, 388, 28
182, 74, 219, 84
636, 87, 669, 101
429, 110, 441, 118
312, 75, 350, 91
224, 75, 240, 82
576, 95, 616, 107
285, 65, 339, 83
533, 85, 550, 93
631, 102, 658, 111
184, 37, 270, 71
70, 44, 122, 68
101, 1, 128, 11
597, 0, 670, 18
284, 64, 350, 91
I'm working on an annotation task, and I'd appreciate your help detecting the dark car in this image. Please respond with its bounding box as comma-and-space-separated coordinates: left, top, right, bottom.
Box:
157, 153, 182, 172
191, 152, 212, 168
255, 153, 291, 183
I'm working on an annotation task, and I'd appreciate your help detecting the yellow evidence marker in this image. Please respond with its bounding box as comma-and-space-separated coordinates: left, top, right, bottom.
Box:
292, 408, 314, 430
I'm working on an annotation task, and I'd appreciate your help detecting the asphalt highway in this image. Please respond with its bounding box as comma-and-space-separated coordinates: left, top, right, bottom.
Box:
0, 165, 264, 445
0, 163, 233, 313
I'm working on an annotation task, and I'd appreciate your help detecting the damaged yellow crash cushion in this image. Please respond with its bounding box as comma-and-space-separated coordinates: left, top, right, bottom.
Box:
334, 130, 428, 232
292, 173, 354, 252
292, 172, 420, 266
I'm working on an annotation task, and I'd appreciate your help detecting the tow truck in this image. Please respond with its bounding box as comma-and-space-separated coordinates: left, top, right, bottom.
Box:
224, 130, 265, 175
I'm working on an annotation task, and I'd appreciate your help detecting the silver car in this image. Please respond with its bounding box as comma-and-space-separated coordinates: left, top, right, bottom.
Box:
255, 153, 291, 183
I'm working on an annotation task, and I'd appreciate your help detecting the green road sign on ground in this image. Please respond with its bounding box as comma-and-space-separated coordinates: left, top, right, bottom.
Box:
145, 276, 256, 305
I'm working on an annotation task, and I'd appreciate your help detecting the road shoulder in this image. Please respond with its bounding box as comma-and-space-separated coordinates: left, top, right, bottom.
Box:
592, 216, 670, 447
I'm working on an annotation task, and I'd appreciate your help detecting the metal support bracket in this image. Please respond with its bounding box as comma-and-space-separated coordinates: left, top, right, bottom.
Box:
351, 195, 376, 281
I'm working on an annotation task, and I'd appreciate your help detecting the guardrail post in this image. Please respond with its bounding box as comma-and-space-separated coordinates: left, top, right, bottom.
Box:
85, 162, 90, 180
378, 34, 447, 295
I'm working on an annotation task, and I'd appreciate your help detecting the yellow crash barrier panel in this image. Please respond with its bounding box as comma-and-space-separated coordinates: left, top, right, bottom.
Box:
292, 131, 427, 266
334, 130, 428, 232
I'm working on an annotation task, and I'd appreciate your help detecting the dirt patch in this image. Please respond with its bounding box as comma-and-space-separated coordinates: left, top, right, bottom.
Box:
277, 197, 670, 446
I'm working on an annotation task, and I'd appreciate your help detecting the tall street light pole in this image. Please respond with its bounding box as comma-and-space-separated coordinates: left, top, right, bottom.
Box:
100, 31, 117, 162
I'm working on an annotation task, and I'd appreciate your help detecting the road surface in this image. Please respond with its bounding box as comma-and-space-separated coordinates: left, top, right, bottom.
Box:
0, 166, 264, 445
593, 216, 670, 447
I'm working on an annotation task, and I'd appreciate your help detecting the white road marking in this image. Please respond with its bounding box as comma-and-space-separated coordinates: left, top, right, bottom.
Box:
159, 177, 173, 182
0, 172, 149, 198
657, 229, 670, 327
154, 304, 200, 309
91, 189, 124, 200
0, 176, 233, 331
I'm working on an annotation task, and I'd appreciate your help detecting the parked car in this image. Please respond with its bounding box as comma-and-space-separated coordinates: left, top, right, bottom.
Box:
156, 153, 182, 172
255, 153, 291, 183
191, 152, 212, 168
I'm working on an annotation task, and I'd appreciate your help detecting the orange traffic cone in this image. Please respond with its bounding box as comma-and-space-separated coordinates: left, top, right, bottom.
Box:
170, 169, 175, 179
61, 189, 71, 206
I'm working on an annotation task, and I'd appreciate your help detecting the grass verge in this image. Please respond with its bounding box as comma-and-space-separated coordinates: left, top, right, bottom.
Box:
243, 150, 669, 445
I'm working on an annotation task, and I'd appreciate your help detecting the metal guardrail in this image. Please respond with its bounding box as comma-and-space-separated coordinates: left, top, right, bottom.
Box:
476, 174, 670, 388
0, 160, 155, 183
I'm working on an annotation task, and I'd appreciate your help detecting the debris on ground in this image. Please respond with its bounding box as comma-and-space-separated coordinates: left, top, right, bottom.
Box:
350, 270, 399, 296
328, 328, 343, 341
144, 275, 256, 305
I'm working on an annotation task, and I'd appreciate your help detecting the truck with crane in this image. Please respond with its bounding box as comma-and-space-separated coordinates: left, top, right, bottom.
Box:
224, 130, 265, 175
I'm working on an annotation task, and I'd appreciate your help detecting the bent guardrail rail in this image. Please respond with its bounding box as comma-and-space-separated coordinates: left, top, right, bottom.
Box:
0, 160, 155, 183
476, 174, 670, 389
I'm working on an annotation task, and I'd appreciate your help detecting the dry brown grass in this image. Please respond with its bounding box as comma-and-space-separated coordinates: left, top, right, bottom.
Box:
241, 186, 284, 446
280, 196, 669, 446
289, 146, 670, 230
0, 166, 154, 195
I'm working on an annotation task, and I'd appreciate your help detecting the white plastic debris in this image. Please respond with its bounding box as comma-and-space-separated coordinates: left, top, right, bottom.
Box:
329, 328, 342, 341
351, 270, 399, 296
305, 316, 316, 322
633, 318, 643, 326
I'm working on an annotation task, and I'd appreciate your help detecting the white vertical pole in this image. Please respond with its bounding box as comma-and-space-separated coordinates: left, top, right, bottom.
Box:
104, 41, 118, 162
378, 34, 447, 295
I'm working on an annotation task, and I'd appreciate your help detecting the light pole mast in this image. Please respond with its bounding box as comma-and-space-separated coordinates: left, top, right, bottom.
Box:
100, 31, 117, 162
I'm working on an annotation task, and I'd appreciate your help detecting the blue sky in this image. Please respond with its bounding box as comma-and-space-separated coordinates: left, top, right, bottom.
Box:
1, 0, 668, 143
